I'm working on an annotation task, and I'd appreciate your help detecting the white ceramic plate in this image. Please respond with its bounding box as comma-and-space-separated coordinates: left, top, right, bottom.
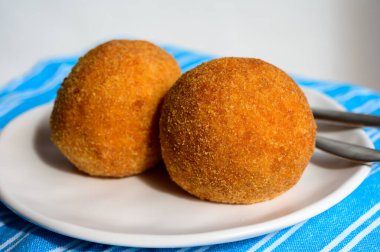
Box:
0, 88, 372, 248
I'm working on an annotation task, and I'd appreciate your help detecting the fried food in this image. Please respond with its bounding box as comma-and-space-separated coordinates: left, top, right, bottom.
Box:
50, 40, 181, 177
160, 57, 316, 204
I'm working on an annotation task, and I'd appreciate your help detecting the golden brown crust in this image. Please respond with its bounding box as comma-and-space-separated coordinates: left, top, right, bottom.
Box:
160, 57, 316, 204
50, 40, 181, 177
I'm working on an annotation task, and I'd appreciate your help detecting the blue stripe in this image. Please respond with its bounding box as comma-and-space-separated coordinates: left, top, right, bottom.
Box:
0, 58, 76, 98
332, 212, 380, 252
355, 225, 380, 251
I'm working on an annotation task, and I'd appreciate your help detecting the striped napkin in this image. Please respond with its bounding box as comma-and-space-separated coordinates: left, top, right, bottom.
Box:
0, 45, 379, 252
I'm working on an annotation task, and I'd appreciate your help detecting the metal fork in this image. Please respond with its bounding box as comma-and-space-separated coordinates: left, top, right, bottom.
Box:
312, 108, 380, 162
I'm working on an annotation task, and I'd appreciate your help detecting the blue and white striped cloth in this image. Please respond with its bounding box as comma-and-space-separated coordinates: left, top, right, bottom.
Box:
0, 45, 380, 251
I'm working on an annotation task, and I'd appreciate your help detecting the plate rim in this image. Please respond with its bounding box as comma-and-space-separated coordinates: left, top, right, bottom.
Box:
0, 87, 373, 248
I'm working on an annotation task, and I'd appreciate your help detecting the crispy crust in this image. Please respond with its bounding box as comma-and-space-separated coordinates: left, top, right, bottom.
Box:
160, 57, 316, 204
50, 40, 181, 177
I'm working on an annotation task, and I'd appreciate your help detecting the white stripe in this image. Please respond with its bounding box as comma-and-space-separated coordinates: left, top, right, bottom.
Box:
312, 84, 345, 92
176, 53, 204, 65
369, 163, 380, 176
306, 84, 329, 91
177, 55, 210, 70
262, 221, 306, 252
370, 167, 380, 176
0, 64, 70, 106
370, 132, 380, 143
122, 248, 140, 252
1, 62, 46, 93
66, 241, 92, 252
370, 163, 380, 175
0, 99, 21, 118
247, 231, 278, 252
0, 224, 33, 250
123, 248, 139, 252
368, 105, 380, 113
335, 89, 371, 103
182, 60, 208, 72
5, 226, 39, 252
340, 216, 380, 252
102, 246, 116, 252
366, 128, 378, 137
177, 248, 190, 252
194, 245, 211, 252
0, 217, 19, 228
0, 64, 71, 116
117, 248, 133, 252
353, 99, 380, 113
48, 239, 81, 252
0, 64, 71, 117
320, 202, 380, 252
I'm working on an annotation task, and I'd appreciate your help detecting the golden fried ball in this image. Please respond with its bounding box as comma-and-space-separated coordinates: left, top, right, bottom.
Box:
160, 57, 316, 204
50, 40, 181, 177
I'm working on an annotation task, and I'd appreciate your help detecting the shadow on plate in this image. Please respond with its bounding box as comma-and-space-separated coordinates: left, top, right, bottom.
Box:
310, 149, 367, 169
33, 111, 198, 201
138, 164, 199, 201
33, 113, 79, 175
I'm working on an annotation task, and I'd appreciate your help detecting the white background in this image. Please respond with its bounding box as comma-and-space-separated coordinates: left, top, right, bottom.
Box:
0, 0, 379, 90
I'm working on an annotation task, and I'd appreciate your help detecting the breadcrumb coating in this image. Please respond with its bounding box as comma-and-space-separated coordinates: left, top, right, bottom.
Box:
160, 57, 316, 204
50, 40, 181, 177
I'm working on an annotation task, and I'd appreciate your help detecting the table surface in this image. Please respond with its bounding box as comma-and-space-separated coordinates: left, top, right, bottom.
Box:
0, 0, 379, 91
